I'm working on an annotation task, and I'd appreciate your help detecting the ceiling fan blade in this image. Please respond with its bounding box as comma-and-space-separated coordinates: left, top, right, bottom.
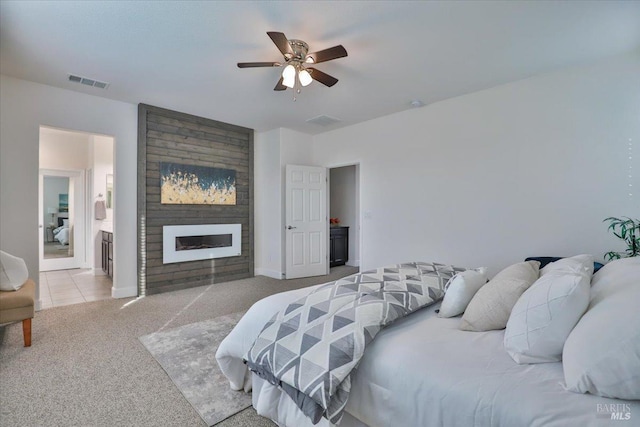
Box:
306, 45, 347, 64
267, 31, 293, 58
274, 77, 287, 91
237, 62, 281, 68
307, 68, 338, 87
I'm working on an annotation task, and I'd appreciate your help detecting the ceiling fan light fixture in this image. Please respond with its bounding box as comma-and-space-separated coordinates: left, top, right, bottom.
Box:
299, 69, 313, 86
239, 32, 347, 97
283, 76, 295, 88
282, 64, 296, 88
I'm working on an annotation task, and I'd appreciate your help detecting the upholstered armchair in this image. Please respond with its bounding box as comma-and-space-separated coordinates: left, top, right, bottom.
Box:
0, 251, 35, 347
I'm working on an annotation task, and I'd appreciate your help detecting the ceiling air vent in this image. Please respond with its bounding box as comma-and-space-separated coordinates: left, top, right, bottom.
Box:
306, 115, 341, 127
68, 74, 109, 89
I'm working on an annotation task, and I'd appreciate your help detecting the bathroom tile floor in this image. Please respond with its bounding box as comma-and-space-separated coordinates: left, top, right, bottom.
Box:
39, 269, 112, 309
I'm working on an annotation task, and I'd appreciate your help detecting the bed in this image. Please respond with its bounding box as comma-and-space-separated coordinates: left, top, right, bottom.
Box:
52, 218, 70, 245
216, 258, 640, 427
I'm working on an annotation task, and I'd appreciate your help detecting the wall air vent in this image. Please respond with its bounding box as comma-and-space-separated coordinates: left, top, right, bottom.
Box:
68, 74, 109, 89
306, 115, 342, 127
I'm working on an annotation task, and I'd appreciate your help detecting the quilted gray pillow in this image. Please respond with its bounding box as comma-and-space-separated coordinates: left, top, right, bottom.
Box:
460, 260, 540, 331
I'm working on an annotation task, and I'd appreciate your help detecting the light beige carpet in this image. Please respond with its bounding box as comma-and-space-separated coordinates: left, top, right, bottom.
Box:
0, 266, 358, 427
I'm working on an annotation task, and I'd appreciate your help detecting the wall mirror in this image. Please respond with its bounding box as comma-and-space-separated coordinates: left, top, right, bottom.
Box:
43, 175, 73, 260
106, 174, 113, 209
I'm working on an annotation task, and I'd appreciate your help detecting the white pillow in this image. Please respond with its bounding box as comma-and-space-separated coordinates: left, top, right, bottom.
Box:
563, 257, 640, 399
438, 268, 487, 318
62, 219, 70, 228
460, 261, 540, 331
540, 254, 594, 277
0, 250, 29, 291
504, 266, 590, 364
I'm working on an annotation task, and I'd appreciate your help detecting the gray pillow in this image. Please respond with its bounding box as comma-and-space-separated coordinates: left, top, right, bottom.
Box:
460, 260, 540, 331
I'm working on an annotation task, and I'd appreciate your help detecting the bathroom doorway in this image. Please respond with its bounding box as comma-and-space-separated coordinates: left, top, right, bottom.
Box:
328, 164, 361, 270
38, 126, 115, 308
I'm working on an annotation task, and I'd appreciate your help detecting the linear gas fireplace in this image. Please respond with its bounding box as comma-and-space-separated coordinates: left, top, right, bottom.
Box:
163, 224, 241, 264
176, 234, 232, 251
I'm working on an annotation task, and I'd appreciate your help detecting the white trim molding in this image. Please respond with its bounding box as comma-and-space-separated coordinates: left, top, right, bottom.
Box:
111, 286, 137, 298
255, 268, 283, 279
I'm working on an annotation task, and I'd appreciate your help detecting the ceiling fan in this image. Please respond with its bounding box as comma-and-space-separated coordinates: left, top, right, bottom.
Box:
237, 32, 347, 96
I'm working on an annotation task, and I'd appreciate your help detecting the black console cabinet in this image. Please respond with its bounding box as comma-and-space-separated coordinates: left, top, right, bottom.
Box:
330, 226, 349, 267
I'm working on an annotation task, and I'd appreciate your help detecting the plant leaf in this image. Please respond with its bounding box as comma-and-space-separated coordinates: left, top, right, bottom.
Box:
604, 216, 640, 259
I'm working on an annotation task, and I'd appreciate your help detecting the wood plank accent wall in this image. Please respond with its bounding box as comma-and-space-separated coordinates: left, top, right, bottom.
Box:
137, 104, 254, 295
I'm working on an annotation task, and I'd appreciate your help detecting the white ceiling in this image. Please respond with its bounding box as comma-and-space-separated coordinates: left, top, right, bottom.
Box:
1, 1, 639, 135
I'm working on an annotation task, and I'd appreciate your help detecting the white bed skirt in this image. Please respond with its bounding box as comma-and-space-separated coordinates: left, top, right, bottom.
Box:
252, 374, 370, 427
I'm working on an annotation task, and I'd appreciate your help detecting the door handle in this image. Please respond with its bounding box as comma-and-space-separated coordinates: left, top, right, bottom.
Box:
287, 226, 297, 230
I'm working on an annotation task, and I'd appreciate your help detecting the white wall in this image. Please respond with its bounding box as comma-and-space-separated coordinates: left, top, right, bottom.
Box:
330, 165, 359, 266
0, 75, 138, 301
40, 127, 90, 170
254, 129, 282, 278
312, 53, 640, 276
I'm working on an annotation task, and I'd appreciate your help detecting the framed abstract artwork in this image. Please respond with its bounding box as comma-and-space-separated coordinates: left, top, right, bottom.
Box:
160, 162, 236, 205
58, 193, 69, 212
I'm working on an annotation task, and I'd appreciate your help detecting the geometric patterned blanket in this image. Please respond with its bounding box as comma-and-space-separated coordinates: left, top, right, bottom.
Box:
245, 262, 464, 425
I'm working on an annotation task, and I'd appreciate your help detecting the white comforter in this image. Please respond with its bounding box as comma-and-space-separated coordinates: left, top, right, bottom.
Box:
53, 226, 70, 245
216, 285, 640, 427
217, 285, 320, 392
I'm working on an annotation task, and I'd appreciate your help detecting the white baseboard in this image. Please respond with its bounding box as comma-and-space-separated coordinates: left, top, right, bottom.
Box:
36, 299, 43, 311
255, 268, 283, 280
346, 260, 360, 267
93, 268, 106, 276
111, 286, 137, 298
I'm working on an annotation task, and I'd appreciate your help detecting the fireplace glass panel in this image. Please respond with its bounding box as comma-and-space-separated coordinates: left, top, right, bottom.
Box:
176, 234, 232, 251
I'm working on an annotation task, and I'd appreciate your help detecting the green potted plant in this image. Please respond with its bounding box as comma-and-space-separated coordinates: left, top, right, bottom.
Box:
603, 216, 640, 261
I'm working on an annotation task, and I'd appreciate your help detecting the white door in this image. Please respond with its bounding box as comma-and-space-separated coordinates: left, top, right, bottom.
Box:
285, 165, 328, 279
39, 169, 85, 272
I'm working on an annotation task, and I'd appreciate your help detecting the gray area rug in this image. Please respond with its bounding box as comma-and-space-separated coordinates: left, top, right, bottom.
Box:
139, 311, 250, 426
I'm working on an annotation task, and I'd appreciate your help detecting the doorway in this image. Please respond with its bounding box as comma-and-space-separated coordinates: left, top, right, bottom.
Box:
328, 164, 360, 270
38, 126, 115, 308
